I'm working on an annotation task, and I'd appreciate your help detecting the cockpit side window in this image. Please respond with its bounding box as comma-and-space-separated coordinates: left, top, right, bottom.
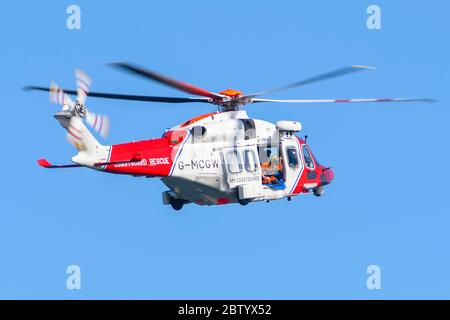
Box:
302, 145, 315, 170
286, 148, 299, 168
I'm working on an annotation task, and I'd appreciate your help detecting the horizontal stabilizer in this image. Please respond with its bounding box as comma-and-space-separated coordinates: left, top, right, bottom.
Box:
37, 158, 82, 169
38, 154, 142, 169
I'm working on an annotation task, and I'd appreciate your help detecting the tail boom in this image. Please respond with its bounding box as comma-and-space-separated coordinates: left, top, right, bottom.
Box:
103, 130, 190, 177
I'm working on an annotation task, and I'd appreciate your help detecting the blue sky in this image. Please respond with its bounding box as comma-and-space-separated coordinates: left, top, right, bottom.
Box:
0, 1, 449, 299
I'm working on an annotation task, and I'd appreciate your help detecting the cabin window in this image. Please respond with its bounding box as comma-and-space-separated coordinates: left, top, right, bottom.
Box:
302, 145, 315, 169
244, 150, 257, 172
286, 148, 299, 168
227, 150, 243, 173
241, 119, 256, 140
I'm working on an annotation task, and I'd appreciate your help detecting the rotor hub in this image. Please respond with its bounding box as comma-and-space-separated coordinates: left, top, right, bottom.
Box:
219, 89, 244, 98
215, 89, 253, 111
74, 100, 87, 118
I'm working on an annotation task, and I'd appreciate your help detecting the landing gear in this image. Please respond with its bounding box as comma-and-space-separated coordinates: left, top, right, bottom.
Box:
313, 186, 325, 197
170, 198, 184, 211
163, 191, 187, 211
238, 199, 251, 206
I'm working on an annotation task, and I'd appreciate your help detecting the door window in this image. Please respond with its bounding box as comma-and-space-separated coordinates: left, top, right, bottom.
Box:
227, 150, 242, 173
244, 150, 257, 172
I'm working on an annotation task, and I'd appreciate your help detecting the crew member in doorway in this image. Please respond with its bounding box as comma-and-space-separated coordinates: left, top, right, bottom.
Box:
261, 149, 282, 184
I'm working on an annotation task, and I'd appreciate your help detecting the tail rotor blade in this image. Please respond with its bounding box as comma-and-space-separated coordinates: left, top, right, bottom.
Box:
49, 82, 73, 107
75, 69, 92, 104
85, 111, 110, 138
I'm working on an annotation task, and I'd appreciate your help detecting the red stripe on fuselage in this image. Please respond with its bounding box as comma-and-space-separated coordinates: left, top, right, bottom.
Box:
103, 130, 188, 176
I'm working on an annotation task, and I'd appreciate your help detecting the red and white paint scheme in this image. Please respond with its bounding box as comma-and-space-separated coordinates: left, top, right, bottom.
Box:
27, 63, 431, 210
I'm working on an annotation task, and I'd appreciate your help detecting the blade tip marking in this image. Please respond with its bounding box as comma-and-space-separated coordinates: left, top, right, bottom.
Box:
352, 65, 376, 70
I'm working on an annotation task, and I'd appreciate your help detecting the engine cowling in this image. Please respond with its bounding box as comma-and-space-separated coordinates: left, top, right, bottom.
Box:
276, 120, 302, 132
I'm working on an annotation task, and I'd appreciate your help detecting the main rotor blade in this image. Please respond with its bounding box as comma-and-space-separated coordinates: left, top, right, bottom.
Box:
246, 65, 375, 98
251, 97, 435, 104
110, 62, 225, 100
25, 86, 211, 103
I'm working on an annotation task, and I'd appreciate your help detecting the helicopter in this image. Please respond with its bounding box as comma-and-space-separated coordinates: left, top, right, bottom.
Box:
25, 63, 432, 210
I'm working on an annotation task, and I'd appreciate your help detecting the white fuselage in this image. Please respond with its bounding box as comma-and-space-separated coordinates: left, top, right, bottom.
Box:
161, 110, 307, 205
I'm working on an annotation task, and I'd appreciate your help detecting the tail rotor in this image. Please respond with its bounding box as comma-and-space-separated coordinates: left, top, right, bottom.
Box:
47, 70, 110, 140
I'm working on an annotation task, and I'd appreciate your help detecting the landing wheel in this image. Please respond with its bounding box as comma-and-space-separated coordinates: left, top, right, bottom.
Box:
313, 186, 324, 197
170, 198, 184, 211
238, 199, 250, 206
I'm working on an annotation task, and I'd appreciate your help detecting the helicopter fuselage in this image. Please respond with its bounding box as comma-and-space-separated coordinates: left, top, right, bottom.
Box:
101, 110, 334, 209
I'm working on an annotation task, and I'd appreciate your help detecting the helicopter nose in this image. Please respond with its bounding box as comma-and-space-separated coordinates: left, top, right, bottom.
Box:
323, 167, 334, 184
